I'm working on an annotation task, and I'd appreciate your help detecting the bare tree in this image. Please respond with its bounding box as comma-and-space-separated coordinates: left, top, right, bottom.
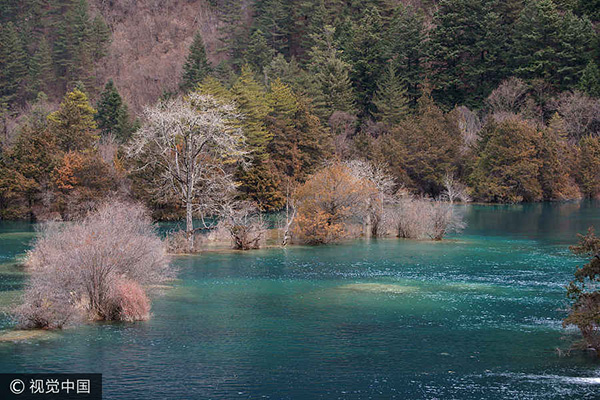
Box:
442, 172, 472, 203
16, 200, 173, 328
127, 93, 247, 252
220, 200, 267, 250
281, 178, 297, 246
552, 91, 600, 140
387, 196, 465, 240
486, 77, 529, 114
345, 159, 395, 236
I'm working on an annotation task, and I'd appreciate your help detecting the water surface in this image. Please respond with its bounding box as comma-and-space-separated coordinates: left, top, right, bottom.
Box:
1, 203, 599, 399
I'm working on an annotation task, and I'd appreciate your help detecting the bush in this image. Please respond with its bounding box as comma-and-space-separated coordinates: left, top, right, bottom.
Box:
387, 197, 465, 240
106, 280, 151, 322
15, 200, 173, 329
293, 163, 374, 244
220, 201, 266, 250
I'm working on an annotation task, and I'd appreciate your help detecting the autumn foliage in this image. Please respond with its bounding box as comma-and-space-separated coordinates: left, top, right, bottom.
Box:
293, 163, 375, 244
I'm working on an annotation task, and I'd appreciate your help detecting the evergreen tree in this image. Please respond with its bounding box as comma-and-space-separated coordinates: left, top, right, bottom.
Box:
244, 30, 275, 74
47, 89, 98, 152
345, 6, 387, 118
231, 65, 273, 158
394, 89, 462, 195
96, 80, 134, 142
556, 11, 595, 89
372, 63, 409, 125
180, 31, 212, 92
387, 5, 426, 106
428, 0, 501, 108
512, 0, 561, 83
269, 78, 298, 122
197, 76, 232, 100
579, 61, 600, 98
308, 25, 356, 118
0, 22, 27, 107
218, 0, 250, 69
69, 0, 94, 88
90, 14, 111, 61
576, 0, 600, 21
53, 20, 72, 89
253, 0, 293, 56
28, 36, 54, 96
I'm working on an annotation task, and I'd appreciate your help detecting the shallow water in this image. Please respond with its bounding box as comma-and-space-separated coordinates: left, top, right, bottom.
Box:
1, 203, 599, 399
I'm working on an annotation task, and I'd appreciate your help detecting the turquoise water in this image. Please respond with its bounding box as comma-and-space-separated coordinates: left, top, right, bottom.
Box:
1, 203, 600, 399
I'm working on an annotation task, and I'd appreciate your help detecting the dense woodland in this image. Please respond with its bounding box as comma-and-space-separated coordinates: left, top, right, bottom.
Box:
1, 0, 600, 221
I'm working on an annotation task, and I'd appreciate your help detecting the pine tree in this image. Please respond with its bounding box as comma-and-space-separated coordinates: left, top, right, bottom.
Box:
180, 31, 212, 92
387, 4, 426, 106
96, 80, 134, 142
556, 11, 596, 89
395, 88, 462, 195
253, 0, 293, 56
269, 78, 298, 122
90, 14, 111, 60
231, 65, 273, 158
579, 61, 600, 98
244, 30, 275, 74
428, 0, 500, 108
53, 20, 72, 89
47, 89, 98, 152
470, 117, 543, 203
345, 6, 387, 118
308, 25, 355, 118
218, 0, 250, 69
197, 76, 232, 100
28, 36, 54, 96
69, 0, 94, 88
372, 63, 409, 125
512, 0, 561, 83
0, 22, 27, 107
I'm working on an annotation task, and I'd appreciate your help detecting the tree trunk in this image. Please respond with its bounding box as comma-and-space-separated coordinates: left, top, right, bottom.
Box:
186, 200, 194, 252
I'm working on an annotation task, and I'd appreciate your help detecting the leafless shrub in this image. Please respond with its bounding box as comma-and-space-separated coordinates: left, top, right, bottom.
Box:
16, 200, 173, 329
387, 197, 465, 240
105, 280, 151, 322
486, 77, 529, 114
552, 91, 600, 140
441, 172, 472, 203
220, 201, 267, 250
166, 229, 204, 253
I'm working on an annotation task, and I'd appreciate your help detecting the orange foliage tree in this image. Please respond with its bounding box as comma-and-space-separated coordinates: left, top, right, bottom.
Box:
293, 163, 375, 244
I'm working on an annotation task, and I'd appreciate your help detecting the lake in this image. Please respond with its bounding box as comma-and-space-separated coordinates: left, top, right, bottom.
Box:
1, 202, 599, 399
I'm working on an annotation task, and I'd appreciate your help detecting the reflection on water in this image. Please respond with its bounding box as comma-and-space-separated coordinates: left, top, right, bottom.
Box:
0, 202, 599, 399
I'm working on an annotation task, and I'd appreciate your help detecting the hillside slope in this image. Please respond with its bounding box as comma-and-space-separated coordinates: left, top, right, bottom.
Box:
92, 0, 226, 111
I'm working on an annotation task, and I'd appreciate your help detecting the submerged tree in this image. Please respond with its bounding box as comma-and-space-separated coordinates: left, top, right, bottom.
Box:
127, 93, 246, 252
16, 201, 173, 328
